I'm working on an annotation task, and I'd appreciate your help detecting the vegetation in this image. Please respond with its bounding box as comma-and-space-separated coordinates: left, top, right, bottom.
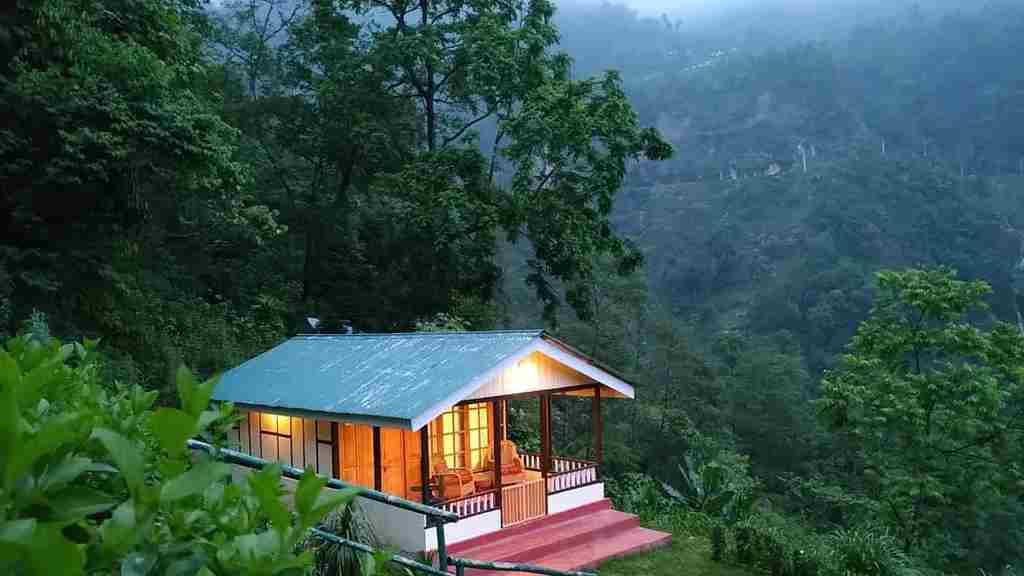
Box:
3, 0, 1024, 574
0, 331, 357, 574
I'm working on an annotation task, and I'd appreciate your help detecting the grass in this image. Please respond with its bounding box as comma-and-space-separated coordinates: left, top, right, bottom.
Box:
598, 534, 758, 576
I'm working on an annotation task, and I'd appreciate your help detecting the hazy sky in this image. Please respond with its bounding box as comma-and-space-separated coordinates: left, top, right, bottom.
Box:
560, 0, 922, 20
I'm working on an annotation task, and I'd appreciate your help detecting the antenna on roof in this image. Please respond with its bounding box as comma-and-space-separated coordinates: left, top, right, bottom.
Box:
306, 317, 321, 332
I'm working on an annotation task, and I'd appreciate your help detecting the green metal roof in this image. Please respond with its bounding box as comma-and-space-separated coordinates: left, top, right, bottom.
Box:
213, 330, 545, 429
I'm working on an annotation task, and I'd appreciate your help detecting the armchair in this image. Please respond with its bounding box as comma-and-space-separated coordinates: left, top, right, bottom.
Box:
433, 458, 475, 500
487, 440, 528, 485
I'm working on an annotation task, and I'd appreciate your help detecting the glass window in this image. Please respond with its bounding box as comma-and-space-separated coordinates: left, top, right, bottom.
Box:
432, 403, 490, 471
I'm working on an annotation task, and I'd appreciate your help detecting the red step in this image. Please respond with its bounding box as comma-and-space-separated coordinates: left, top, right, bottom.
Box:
453, 508, 639, 563
447, 499, 671, 574
525, 526, 672, 571
448, 499, 613, 555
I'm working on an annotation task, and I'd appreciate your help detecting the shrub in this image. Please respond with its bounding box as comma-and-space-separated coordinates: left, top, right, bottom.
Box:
0, 333, 355, 575
729, 512, 923, 576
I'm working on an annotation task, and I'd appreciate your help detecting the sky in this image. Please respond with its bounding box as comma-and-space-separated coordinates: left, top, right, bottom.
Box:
559, 0, 951, 21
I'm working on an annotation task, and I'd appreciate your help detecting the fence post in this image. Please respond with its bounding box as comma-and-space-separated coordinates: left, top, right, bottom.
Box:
435, 520, 448, 572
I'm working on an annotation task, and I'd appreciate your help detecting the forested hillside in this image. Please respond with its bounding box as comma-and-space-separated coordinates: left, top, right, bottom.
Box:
2, 0, 1023, 574
546, 0, 1024, 373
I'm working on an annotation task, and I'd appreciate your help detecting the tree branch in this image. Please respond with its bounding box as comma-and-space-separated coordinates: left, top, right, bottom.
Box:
442, 111, 494, 147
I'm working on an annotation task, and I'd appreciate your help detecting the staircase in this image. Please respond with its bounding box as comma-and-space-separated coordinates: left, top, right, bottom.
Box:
447, 499, 671, 574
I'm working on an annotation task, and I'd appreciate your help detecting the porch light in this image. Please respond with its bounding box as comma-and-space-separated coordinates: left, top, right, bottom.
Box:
509, 358, 538, 393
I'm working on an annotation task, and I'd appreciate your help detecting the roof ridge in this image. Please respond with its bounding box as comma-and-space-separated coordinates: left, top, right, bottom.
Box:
293, 329, 544, 338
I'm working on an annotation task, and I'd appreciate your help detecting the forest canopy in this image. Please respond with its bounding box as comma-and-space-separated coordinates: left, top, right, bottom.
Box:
3, 0, 1024, 574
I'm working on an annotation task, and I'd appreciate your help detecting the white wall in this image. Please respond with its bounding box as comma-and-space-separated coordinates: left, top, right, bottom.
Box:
424, 510, 501, 551
357, 497, 428, 553
547, 483, 604, 515
465, 351, 590, 400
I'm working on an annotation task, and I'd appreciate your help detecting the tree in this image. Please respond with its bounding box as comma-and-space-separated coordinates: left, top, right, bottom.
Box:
365, 0, 672, 319
818, 268, 1024, 566
0, 0, 272, 318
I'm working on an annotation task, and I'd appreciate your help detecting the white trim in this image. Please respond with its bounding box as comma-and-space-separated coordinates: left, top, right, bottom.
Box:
410, 335, 634, 430
423, 510, 502, 550
409, 340, 542, 430
547, 482, 605, 515
534, 341, 635, 399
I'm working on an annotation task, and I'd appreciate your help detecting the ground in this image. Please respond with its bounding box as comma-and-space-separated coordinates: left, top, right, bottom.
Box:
597, 534, 757, 576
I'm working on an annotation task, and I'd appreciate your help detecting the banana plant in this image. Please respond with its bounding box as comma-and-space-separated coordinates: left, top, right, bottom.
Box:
662, 454, 759, 560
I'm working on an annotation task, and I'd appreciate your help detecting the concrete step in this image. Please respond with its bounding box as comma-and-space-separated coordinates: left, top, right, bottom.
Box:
447, 498, 613, 555
452, 508, 639, 564
447, 499, 671, 575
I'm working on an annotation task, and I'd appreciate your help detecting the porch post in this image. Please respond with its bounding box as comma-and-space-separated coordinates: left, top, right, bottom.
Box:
492, 398, 503, 511
372, 426, 382, 491
540, 392, 551, 478
419, 426, 431, 505
592, 385, 603, 476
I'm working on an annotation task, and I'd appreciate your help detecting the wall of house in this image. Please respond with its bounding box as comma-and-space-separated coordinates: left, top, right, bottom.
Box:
464, 351, 592, 400
424, 510, 502, 551
227, 410, 336, 477
356, 497, 429, 553
547, 482, 605, 515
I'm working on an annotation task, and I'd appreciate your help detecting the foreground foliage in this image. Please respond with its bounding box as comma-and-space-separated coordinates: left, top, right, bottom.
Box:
0, 334, 355, 575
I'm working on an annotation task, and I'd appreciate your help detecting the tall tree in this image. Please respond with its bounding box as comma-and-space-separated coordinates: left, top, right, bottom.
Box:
819, 268, 1024, 567
364, 0, 672, 318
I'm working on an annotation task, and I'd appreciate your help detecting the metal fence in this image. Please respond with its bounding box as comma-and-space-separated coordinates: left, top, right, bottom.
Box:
188, 439, 595, 576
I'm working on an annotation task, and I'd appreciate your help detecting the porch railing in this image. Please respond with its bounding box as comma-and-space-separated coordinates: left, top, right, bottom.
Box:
546, 464, 598, 494
437, 455, 600, 519
439, 489, 498, 518
501, 477, 547, 526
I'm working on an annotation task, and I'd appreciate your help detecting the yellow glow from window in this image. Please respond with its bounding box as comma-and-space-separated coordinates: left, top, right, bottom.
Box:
261, 412, 277, 433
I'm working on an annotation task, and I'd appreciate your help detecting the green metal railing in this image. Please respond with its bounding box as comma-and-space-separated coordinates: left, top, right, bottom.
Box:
188, 439, 596, 576
449, 556, 596, 576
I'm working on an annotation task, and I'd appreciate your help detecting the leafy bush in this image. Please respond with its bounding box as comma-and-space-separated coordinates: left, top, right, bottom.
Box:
0, 333, 354, 575
731, 512, 922, 576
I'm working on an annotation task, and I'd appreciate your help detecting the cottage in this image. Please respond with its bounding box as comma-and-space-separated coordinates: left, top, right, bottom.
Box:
214, 330, 669, 565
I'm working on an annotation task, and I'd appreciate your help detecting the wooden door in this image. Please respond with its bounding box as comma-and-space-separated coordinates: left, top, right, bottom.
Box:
380, 428, 405, 496
403, 430, 422, 502
340, 423, 375, 488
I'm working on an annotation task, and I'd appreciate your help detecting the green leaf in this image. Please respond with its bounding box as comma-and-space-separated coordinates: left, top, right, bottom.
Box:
161, 461, 231, 503
25, 523, 85, 576
121, 551, 157, 576
0, 349, 22, 490
197, 410, 222, 433
293, 468, 324, 520
307, 488, 359, 529
92, 428, 145, 495
0, 518, 36, 547
246, 464, 290, 530
17, 412, 87, 482
99, 501, 138, 555
176, 367, 218, 417
47, 485, 122, 520
152, 408, 197, 458
233, 529, 281, 562
163, 553, 207, 576
39, 456, 94, 493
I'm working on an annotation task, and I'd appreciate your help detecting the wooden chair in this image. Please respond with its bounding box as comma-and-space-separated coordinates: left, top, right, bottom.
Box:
433, 458, 475, 500
487, 439, 528, 485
